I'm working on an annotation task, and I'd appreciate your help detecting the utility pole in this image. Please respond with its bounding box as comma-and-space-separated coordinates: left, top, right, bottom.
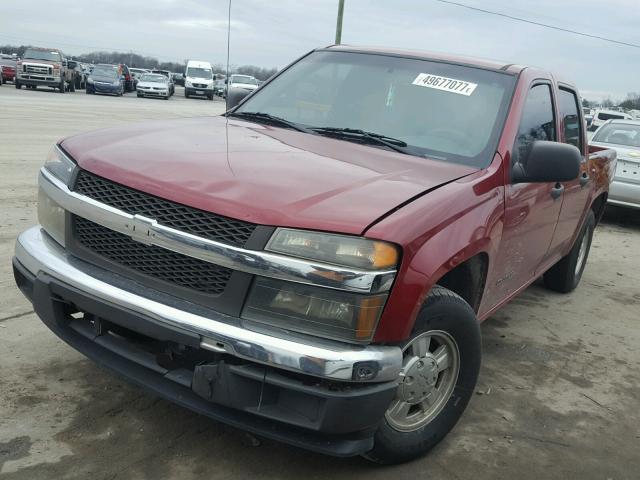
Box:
335, 0, 345, 44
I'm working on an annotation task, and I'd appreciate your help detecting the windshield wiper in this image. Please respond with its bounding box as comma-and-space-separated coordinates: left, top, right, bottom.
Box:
227, 111, 312, 133
310, 127, 411, 154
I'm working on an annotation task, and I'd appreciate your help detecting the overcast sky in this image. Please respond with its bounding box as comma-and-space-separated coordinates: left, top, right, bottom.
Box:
1, 0, 639, 101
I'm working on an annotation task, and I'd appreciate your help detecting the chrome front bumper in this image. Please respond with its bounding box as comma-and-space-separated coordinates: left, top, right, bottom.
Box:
15, 226, 403, 383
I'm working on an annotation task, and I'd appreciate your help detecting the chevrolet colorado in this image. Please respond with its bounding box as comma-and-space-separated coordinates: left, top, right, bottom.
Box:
13, 46, 616, 464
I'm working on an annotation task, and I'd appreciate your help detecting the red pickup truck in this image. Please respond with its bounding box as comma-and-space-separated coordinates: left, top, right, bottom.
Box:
13, 46, 615, 464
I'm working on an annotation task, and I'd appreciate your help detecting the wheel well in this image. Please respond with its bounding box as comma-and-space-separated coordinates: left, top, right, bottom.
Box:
590, 192, 608, 225
436, 253, 488, 312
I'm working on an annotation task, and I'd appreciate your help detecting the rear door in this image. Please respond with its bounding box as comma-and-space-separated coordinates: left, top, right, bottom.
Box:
548, 86, 590, 255
493, 82, 563, 299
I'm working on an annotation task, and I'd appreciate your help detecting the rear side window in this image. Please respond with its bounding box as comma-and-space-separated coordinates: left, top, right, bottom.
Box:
513, 84, 556, 165
558, 88, 583, 152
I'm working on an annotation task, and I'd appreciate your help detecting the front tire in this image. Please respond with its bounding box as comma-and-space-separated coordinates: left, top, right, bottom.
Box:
364, 286, 481, 464
543, 210, 595, 293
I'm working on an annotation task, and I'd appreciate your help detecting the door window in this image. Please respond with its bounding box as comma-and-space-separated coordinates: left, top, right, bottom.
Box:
513, 84, 556, 167
558, 88, 583, 152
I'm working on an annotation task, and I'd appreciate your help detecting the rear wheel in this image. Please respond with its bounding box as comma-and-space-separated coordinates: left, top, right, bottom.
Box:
363, 286, 481, 464
59, 79, 65, 93
69, 80, 75, 92
543, 210, 595, 293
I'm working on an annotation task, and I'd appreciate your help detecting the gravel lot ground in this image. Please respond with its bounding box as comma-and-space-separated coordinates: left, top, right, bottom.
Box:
1, 85, 639, 480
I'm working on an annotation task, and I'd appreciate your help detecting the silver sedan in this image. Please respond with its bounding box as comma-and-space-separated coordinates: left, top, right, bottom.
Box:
136, 73, 170, 100
590, 119, 640, 209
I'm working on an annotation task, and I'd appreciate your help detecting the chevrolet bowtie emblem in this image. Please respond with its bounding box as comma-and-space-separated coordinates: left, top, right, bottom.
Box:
126, 214, 157, 245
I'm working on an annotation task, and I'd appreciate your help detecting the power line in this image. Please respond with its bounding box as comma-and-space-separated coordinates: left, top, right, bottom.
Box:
434, 0, 640, 49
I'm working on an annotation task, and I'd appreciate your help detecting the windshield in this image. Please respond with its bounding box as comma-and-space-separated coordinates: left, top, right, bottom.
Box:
231, 75, 258, 85
236, 51, 515, 167
187, 67, 212, 79
593, 123, 640, 147
91, 66, 118, 78
24, 49, 61, 62
140, 74, 167, 83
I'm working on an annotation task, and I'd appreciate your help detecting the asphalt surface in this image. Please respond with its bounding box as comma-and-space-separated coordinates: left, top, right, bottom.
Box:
1, 84, 639, 480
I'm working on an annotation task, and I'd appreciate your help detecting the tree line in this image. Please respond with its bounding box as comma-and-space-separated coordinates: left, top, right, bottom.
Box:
0, 44, 278, 80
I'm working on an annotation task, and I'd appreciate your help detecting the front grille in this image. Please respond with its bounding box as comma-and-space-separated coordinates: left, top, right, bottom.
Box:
75, 217, 232, 295
26, 64, 51, 75
74, 170, 256, 247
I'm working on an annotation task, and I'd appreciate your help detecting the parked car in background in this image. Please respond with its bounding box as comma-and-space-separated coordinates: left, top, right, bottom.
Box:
184, 60, 214, 99
227, 74, 259, 93
114, 64, 134, 92
589, 109, 632, 131
129, 68, 149, 90
213, 78, 226, 97
1, 62, 16, 84
13, 46, 615, 464
86, 64, 124, 96
15, 47, 75, 93
173, 72, 184, 86
590, 119, 640, 209
136, 73, 171, 100
67, 59, 86, 90
151, 69, 174, 96
1, 55, 17, 84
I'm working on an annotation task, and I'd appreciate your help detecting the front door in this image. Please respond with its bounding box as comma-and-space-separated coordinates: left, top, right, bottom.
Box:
489, 83, 563, 303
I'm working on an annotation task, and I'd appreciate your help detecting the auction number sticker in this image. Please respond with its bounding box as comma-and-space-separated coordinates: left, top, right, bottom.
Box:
412, 73, 478, 96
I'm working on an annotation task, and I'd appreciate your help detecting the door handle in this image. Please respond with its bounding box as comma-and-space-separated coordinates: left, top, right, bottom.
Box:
580, 172, 589, 187
551, 183, 564, 200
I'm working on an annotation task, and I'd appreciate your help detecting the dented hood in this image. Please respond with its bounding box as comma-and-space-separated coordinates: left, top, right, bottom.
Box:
61, 116, 476, 234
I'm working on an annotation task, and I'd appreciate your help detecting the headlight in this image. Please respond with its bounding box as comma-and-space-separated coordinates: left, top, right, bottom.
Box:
266, 228, 399, 270
243, 229, 399, 343
44, 146, 76, 185
185, 81, 192, 87
87, 77, 94, 84
113, 81, 120, 86
242, 277, 387, 343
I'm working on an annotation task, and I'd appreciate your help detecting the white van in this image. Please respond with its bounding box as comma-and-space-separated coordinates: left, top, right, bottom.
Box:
184, 60, 215, 100
589, 109, 632, 131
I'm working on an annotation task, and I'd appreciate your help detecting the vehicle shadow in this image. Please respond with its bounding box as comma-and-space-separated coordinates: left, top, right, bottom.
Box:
599, 204, 640, 231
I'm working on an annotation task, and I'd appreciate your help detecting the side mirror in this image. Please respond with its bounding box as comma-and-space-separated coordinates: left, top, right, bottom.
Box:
62, 60, 68, 67
226, 87, 252, 110
512, 141, 581, 184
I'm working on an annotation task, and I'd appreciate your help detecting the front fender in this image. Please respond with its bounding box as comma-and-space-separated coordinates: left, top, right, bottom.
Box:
368, 155, 505, 343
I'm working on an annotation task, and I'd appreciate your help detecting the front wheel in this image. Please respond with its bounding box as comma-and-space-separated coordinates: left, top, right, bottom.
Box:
15, 80, 21, 89
543, 210, 595, 293
364, 286, 481, 464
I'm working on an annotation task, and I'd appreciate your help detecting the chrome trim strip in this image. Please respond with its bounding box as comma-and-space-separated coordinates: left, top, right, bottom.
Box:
39, 167, 396, 294
15, 226, 403, 382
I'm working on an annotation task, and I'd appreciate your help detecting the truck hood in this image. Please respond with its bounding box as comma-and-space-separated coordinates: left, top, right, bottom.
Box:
61, 116, 476, 235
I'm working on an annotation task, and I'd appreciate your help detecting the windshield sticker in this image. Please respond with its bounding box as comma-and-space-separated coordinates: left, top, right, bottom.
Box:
412, 73, 478, 96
